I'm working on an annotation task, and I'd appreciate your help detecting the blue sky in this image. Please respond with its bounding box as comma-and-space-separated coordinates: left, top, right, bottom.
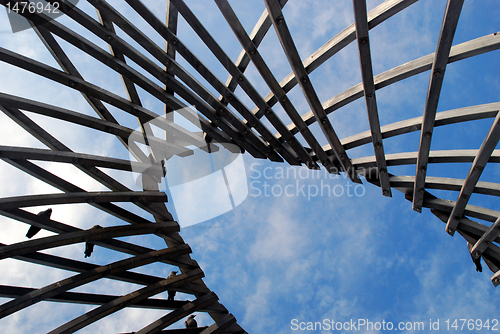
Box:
0, 0, 499, 333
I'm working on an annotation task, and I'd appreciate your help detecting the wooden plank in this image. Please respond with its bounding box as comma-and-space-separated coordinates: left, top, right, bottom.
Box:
353, 0, 391, 195
0, 146, 161, 173
48, 269, 204, 334
327, 103, 500, 153
0, 208, 197, 268
352, 149, 500, 169
0, 285, 186, 310
135, 293, 219, 334
263, 0, 360, 181
220, 0, 287, 105
470, 216, 500, 261
0, 191, 167, 210
31, 24, 149, 164
215, 0, 328, 171
0, 242, 206, 294
199, 314, 237, 334
96, 0, 298, 163
423, 196, 500, 224
413, 0, 464, 212
0, 47, 207, 149
446, 111, 500, 235
0, 92, 192, 156
0, 221, 177, 260
283, 32, 500, 138
255, 0, 418, 118
387, 175, 500, 197
0, 245, 190, 318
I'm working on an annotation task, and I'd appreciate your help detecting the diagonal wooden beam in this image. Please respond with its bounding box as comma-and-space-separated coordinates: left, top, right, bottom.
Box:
263, 0, 361, 182
470, 216, 500, 261
0, 245, 190, 318
83, 0, 281, 161
0, 146, 159, 173
387, 175, 500, 197
30, 22, 151, 164
48, 269, 204, 334
446, 110, 500, 235
412, 0, 464, 212
135, 292, 219, 334
353, 0, 391, 196
220, 0, 287, 105
143, 0, 310, 166
164, 0, 178, 145
92, 0, 296, 164
215, 0, 334, 172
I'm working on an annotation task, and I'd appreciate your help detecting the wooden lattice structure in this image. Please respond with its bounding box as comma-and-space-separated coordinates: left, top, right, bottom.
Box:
0, 0, 499, 332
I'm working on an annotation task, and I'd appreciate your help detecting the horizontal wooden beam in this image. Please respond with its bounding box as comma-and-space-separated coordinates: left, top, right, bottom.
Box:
0, 220, 178, 260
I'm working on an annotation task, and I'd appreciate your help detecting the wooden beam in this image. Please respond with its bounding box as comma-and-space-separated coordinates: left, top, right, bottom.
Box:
413, 0, 464, 212
387, 175, 500, 197
135, 293, 219, 334
470, 216, 500, 261
220, 0, 287, 105
0, 285, 184, 310
0, 146, 160, 173
329, 102, 500, 153
115, 0, 301, 164
214, 0, 329, 171
0, 221, 177, 260
199, 314, 237, 334
0, 208, 197, 268
446, 111, 500, 235
263, 0, 360, 182
48, 269, 204, 334
0, 245, 190, 318
353, 0, 391, 195
282, 32, 500, 138
0, 191, 167, 210
255, 0, 418, 118
352, 149, 500, 169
